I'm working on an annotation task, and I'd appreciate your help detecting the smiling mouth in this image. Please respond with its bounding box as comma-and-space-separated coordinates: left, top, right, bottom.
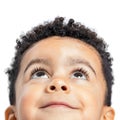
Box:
40, 102, 78, 109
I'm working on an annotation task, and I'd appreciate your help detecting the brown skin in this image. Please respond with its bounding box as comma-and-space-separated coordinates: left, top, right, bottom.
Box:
5, 36, 115, 120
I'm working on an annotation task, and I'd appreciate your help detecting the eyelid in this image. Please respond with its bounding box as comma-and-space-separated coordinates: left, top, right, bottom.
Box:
24, 58, 51, 74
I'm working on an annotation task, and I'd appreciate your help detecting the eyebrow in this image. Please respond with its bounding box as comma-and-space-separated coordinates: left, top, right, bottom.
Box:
24, 58, 50, 73
24, 57, 96, 75
67, 58, 96, 75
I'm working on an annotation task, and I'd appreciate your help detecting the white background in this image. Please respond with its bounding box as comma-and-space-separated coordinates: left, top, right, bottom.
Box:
0, 0, 119, 119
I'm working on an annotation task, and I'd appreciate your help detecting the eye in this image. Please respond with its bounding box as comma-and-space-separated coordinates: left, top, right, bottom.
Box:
31, 68, 49, 79
71, 69, 88, 80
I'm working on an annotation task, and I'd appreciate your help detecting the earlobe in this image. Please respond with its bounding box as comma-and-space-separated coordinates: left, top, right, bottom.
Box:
102, 106, 115, 120
5, 106, 16, 120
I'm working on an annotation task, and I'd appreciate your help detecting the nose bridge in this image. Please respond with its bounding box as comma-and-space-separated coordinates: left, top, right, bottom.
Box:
46, 77, 70, 93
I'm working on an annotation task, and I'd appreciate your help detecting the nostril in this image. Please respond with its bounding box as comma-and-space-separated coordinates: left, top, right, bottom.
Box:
50, 85, 56, 90
61, 86, 67, 91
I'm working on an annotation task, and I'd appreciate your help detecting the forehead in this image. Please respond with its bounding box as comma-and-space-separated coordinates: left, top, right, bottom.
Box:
23, 36, 101, 59
20, 36, 102, 72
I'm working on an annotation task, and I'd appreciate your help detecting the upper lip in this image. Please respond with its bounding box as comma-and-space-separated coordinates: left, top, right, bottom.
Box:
40, 101, 79, 109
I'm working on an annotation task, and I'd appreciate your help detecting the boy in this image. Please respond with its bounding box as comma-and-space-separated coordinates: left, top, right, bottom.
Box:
5, 17, 115, 120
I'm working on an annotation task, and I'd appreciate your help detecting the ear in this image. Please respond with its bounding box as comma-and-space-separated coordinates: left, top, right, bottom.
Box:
101, 106, 115, 120
5, 106, 17, 120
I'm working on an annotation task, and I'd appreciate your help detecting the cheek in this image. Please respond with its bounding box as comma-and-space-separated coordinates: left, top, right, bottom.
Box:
16, 83, 44, 119
74, 82, 105, 113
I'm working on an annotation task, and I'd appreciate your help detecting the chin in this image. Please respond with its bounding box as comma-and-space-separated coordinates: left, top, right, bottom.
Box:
35, 112, 84, 120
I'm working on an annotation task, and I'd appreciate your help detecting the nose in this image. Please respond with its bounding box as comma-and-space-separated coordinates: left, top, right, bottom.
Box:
46, 78, 70, 93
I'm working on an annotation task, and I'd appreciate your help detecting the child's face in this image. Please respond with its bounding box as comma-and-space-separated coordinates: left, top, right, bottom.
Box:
6, 36, 114, 120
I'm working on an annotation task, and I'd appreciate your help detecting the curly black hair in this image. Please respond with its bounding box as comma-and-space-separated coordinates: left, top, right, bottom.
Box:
6, 17, 114, 106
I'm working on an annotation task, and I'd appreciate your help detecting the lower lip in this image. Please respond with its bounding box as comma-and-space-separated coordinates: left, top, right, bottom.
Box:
42, 104, 72, 109
40, 104, 79, 112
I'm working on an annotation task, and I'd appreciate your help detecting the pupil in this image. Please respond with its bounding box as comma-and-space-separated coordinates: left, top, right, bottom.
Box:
75, 72, 82, 77
36, 72, 44, 76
